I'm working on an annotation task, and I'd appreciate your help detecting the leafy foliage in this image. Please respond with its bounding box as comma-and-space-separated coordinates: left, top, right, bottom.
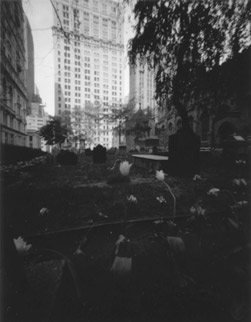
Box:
125, 109, 152, 137
39, 117, 68, 147
127, 0, 251, 126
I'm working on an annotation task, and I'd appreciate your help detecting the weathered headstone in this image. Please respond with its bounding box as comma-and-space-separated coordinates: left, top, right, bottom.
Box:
169, 127, 200, 176
93, 144, 106, 163
119, 145, 127, 156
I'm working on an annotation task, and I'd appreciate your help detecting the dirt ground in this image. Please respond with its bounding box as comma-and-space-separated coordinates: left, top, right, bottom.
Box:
1, 153, 250, 322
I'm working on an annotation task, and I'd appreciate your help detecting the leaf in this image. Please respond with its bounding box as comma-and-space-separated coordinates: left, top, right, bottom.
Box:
127, 0, 251, 125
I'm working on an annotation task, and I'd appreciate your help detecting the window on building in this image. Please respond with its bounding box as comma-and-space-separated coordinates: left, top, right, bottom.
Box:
93, 0, 98, 10
102, 3, 107, 14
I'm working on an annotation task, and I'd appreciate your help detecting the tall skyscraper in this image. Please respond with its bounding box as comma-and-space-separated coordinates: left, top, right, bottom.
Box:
52, 0, 125, 148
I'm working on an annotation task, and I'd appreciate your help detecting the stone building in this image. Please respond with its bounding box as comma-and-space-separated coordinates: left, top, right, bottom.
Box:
0, 0, 28, 147
155, 47, 251, 149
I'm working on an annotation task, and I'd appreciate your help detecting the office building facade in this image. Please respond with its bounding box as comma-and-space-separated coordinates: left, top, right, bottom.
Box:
52, 0, 125, 148
0, 0, 28, 147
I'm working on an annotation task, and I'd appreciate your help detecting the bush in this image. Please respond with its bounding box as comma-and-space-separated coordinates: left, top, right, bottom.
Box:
107, 174, 130, 185
1, 144, 47, 165
107, 148, 117, 155
85, 148, 93, 156
129, 149, 138, 153
56, 150, 78, 165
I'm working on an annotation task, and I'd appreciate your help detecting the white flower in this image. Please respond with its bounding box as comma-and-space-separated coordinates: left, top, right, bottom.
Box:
237, 200, 248, 206
127, 195, 137, 203
111, 235, 132, 276
196, 205, 206, 216
232, 178, 247, 187
98, 211, 108, 219
190, 206, 197, 215
119, 161, 132, 176
156, 196, 167, 203
190, 205, 206, 216
40, 208, 49, 216
232, 178, 241, 186
193, 174, 203, 181
235, 160, 246, 164
156, 170, 165, 181
231, 200, 248, 210
240, 178, 247, 186
13, 237, 32, 255
207, 188, 220, 196
114, 235, 126, 255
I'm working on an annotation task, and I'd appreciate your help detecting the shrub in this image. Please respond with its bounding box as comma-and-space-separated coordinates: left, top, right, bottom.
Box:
85, 148, 93, 156
107, 174, 130, 185
107, 148, 117, 155
1, 144, 47, 165
56, 150, 78, 165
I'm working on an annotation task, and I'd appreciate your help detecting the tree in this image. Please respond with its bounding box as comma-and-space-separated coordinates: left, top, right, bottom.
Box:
125, 109, 152, 137
70, 106, 87, 149
39, 117, 68, 148
127, 0, 251, 129
108, 98, 136, 144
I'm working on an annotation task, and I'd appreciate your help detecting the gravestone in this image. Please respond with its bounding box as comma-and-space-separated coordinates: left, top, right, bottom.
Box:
93, 144, 106, 163
119, 145, 127, 156
169, 127, 200, 176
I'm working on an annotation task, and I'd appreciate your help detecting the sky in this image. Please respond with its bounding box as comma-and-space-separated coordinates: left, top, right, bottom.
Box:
22, 0, 133, 116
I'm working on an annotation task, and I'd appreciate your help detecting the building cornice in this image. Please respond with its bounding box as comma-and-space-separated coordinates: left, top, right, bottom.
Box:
52, 26, 124, 50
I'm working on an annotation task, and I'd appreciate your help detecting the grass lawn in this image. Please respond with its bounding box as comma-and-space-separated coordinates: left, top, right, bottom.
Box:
1, 152, 250, 322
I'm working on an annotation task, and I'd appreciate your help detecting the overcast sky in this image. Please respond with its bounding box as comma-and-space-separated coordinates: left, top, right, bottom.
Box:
22, 0, 132, 116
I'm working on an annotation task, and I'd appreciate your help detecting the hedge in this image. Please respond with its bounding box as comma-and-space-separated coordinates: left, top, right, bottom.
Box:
1, 144, 48, 166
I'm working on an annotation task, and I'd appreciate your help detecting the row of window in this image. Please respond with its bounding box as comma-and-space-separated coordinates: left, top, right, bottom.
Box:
62, 2, 117, 15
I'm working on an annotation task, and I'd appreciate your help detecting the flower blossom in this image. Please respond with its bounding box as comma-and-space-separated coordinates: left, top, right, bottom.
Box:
156, 196, 167, 203
40, 208, 49, 216
207, 188, 220, 196
190, 206, 197, 215
156, 170, 165, 181
127, 195, 137, 204
193, 174, 203, 181
232, 178, 247, 187
111, 235, 132, 277
231, 200, 248, 210
235, 160, 246, 165
190, 205, 205, 216
13, 236, 32, 255
119, 161, 132, 176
